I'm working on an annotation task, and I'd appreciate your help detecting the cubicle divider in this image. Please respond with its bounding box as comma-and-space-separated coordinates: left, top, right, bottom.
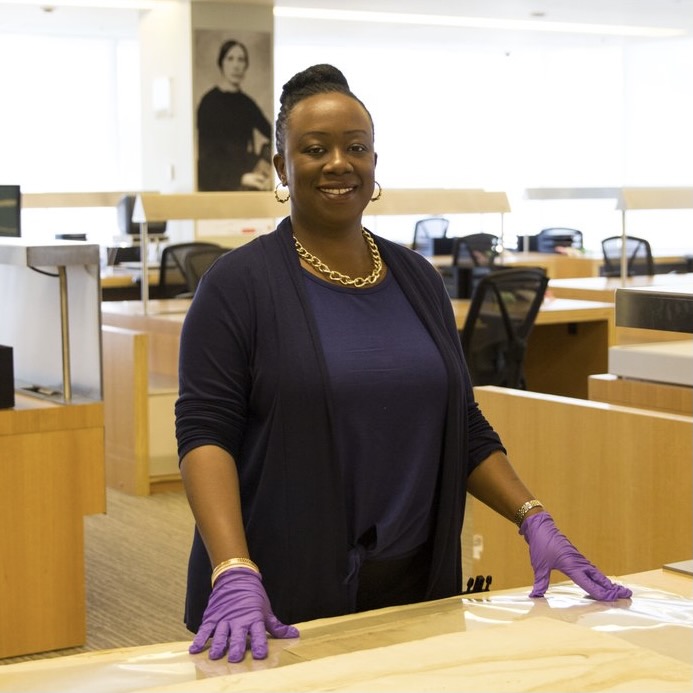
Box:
468, 386, 692, 591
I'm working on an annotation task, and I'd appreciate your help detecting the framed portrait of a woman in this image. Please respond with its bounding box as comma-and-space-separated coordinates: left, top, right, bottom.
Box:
193, 29, 273, 192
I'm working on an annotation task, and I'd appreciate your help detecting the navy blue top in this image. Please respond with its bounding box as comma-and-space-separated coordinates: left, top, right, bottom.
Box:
304, 269, 447, 562
176, 218, 506, 628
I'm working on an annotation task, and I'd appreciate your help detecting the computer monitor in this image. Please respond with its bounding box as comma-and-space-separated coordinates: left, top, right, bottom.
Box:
116, 194, 167, 237
0, 185, 21, 237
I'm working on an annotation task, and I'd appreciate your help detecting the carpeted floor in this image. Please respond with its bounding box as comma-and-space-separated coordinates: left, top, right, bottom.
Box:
1, 488, 196, 665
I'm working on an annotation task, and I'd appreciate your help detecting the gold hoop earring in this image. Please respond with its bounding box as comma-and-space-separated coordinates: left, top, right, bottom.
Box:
274, 182, 290, 204
371, 181, 382, 202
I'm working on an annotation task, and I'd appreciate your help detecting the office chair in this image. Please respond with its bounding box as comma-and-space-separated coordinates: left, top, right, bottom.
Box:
183, 246, 228, 295
412, 217, 450, 254
452, 233, 501, 268
157, 241, 223, 298
536, 227, 583, 253
440, 233, 502, 299
460, 267, 548, 389
601, 235, 655, 277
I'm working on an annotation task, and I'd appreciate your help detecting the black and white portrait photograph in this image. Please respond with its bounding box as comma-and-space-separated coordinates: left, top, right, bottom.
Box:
193, 29, 273, 192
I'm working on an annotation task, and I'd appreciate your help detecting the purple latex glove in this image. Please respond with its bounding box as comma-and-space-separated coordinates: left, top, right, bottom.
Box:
189, 567, 299, 662
519, 511, 632, 601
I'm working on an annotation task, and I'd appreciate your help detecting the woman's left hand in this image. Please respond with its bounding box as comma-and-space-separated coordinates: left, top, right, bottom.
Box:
519, 511, 633, 601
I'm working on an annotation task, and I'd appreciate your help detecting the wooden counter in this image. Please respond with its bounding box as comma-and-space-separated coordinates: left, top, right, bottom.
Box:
0, 568, 689, 692
469, 386, 692, 590
0, 395, 105, 659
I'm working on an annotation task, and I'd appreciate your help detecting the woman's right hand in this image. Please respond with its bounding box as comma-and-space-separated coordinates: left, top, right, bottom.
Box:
189, 567, 299, 662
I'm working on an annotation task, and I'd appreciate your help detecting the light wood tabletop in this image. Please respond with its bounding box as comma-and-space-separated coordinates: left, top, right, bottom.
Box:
0, 568, 689, 692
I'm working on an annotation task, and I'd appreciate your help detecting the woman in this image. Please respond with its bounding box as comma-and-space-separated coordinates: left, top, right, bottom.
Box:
196, 39, 272, 191
176, 64, 631, 664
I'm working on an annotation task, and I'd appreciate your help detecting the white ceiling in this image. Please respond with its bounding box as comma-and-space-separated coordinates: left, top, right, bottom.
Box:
1, 0, 692, 47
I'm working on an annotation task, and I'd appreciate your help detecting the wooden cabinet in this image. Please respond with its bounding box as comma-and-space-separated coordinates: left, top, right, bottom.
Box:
0, 396, 105, 659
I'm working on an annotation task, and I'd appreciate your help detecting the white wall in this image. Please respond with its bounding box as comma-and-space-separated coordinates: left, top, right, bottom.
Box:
1, 4, 691, 251
273, 30, 693, 251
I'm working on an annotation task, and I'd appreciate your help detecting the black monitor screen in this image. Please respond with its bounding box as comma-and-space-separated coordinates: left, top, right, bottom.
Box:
0, 185, 21, 237
117, 194, 167, 236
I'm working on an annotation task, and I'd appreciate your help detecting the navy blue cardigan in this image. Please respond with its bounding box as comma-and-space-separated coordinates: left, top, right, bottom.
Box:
175, 217, 505, 629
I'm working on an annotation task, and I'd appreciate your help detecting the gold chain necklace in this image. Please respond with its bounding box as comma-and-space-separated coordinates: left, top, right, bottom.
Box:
293, 229, 383, 288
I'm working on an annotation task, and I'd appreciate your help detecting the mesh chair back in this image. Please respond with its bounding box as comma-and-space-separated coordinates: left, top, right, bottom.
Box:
601, 235, 654, 276
412, 217, 449, 252
158, 242, 222, 298
536, 227, 583, 253
460, 267, 548, 389
452, 233, 500, 267
184, 246, 228, 294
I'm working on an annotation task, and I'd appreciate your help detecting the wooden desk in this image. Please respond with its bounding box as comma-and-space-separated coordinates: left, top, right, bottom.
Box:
100, 296, 610, 496
453, 297, 613, 398
101, 266, 166, 301
549, 273, 693, 345
101, 266, 159, 289
0, 569, 689, 692
430, 251, 602, 278
0, 395, 105, 659
431, 251, 690, 279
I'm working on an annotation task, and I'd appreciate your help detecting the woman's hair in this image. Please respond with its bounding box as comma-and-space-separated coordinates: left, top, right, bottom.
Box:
275, 64, 374, 156
217, 39, 249, 70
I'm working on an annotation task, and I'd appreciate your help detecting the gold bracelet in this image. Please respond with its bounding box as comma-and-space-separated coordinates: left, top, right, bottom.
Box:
514, 499, 543, 527
211, 557, 260, 587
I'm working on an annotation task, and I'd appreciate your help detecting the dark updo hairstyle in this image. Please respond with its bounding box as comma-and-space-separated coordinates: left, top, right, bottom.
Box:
275, 64, 374, 156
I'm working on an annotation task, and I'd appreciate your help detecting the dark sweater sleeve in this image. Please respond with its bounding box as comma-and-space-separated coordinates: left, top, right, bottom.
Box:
175, 254, 252, 462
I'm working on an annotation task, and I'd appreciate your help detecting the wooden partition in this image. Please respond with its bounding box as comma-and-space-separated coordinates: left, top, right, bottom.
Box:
588, 373, 693, 416
468, 386, 692, 591
102, 325, 180, 495
101, 303, 186, 495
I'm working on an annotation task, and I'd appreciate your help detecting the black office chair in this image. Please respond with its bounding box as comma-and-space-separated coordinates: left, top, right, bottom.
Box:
157, 241, 223, 298
460, 267, 548, 389
452, 233, 501, 268
601, 235, 654, 277
183, 246, 228, 295
440, 233, 502, 299
536, 227, 583, 253
412, 217, 450, 254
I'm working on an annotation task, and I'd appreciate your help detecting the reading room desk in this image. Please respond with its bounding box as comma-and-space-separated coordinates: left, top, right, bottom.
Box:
0, 568, 689, 692
549, 273, 693, 345
453, 296, 614, 398
100, 296, 611, 496
430, 251, 691, 279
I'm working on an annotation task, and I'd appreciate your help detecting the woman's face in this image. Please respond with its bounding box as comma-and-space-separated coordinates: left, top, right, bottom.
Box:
275, 92, 377, 230
220, 44, 247, 87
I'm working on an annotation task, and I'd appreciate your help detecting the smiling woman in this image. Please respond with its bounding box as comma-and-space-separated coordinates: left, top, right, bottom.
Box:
174, 62, 631, 666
